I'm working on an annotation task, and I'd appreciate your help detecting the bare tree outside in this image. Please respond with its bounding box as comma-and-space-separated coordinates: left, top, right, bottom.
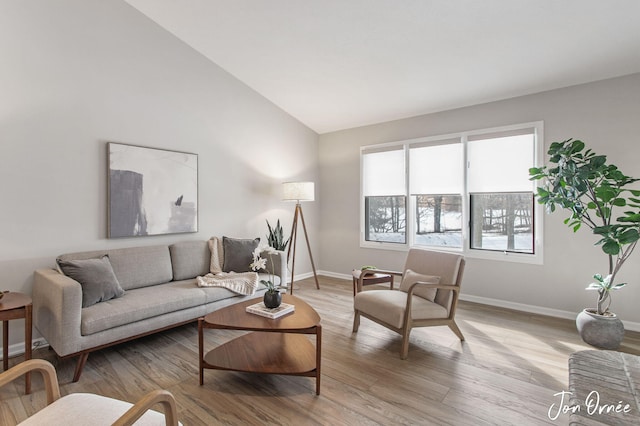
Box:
470, 192, 533, 253
365, 196, 406, 243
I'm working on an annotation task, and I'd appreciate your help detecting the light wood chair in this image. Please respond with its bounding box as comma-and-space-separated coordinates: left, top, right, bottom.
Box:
0, 359, 181, 426
352, 248, 465, 359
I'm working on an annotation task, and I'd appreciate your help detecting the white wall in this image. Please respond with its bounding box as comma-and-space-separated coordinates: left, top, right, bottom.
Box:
0, 0, 319, 347
318, 73, 640, 327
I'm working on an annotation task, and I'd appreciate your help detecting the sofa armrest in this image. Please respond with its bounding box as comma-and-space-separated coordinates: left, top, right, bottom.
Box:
262, 250, 287, 286
33, 268, 83, 356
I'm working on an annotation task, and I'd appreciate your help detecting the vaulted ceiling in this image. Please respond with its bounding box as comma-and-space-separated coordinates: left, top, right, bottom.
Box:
125, 0, 640, 133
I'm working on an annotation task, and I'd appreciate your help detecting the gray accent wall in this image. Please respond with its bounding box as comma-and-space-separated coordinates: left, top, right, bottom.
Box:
0, 1, 318, 346
318, 73, 640, 326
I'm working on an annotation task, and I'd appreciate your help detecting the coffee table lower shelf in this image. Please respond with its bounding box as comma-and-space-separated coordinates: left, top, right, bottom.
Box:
200, 331, 321, 395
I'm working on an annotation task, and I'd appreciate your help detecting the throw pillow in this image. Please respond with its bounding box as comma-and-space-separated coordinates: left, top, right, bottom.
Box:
57, 255, 125, 308
222, 236, 260, 273
400, 269, 440, 302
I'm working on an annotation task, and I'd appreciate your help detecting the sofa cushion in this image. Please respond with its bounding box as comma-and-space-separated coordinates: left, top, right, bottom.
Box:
169, 241, 210, 280
222, 237, 260, 273
58, 245, 173, 290
57, 255, 125, 308
81, 281, 206, 335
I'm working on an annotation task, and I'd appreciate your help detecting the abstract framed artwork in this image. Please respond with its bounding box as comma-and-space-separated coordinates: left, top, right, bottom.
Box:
107, 142, 198, 238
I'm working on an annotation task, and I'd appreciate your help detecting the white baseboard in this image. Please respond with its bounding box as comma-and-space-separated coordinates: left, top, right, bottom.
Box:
318, 270, 640, 333
318, 270, 351, 281
283, 271, 316, 284
459, 294, 640, 332
0, 338, 48, 362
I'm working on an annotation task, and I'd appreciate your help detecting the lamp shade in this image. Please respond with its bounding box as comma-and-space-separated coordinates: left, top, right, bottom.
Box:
282, 181, 314, 202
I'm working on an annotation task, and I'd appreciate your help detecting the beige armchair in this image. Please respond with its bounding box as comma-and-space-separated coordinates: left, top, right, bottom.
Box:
353, 248, 465, 359
0, 359, 181, 426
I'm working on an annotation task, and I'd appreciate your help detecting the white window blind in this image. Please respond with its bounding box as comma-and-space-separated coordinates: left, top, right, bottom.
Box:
362, 147, 405, 196
409, 140, 463, 195
467, 132, 535, 192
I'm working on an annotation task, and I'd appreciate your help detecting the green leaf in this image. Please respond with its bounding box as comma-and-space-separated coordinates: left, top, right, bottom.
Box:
612, 198, 626, 207
619, 213, 640, 223
589, 155, 606, 168
570, 140, 585, 154
602, 240, 621, 255
595, 186, 617, 203
618, 229, 640, 244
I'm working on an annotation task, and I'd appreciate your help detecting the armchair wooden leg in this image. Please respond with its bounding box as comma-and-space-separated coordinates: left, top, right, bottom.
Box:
448, 321, 465, 341
400, 326, 411, 360
352, 311, 360, 332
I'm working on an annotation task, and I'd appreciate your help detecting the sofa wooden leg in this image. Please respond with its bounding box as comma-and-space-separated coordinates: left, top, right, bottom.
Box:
73, 353, 89, 382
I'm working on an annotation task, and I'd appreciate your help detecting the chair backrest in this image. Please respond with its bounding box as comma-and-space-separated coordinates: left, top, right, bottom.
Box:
403, 248, 465, 310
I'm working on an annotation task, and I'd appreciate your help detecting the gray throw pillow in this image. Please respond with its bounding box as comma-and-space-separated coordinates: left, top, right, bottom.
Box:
57, 255, 125, 308
222, 237, 260, 273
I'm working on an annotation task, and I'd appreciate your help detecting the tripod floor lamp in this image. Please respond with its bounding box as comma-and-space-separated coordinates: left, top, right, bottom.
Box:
282, 181, 320, 294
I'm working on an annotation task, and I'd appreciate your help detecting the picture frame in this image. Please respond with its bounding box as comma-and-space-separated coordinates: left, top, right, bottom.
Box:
107, 142, 198, 238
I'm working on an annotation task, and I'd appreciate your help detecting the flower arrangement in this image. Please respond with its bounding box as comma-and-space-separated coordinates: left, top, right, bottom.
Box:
250, 243, 279, 293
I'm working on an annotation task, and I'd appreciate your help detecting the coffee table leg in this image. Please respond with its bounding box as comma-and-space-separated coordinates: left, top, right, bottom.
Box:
316, 324, 322, 396
2, 320, 8, 371
25, 304, 32, 394
198, 318, 204, 386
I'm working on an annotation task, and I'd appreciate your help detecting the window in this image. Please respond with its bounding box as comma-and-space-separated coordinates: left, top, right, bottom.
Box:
360, 122, 543, 263
410, 140, 463, 248
467, 131, 536, 253
362, 146, 406, 244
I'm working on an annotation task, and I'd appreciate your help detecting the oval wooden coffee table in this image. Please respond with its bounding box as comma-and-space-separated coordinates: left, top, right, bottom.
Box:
198, 294, 322, 395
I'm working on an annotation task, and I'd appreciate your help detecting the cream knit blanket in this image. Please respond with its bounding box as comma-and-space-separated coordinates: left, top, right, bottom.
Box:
196, 272, 258, 295
196, 237, 258, 295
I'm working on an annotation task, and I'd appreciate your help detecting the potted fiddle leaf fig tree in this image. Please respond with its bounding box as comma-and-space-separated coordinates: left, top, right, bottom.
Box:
529, 138, 640, 349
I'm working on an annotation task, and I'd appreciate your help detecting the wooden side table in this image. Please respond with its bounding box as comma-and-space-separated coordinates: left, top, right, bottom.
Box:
352, 270, 394, 296
1, 292, 32, 394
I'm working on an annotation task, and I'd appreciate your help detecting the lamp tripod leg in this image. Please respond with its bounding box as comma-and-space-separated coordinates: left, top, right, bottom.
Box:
297, 205, 320, 290
287, 206, 299, 294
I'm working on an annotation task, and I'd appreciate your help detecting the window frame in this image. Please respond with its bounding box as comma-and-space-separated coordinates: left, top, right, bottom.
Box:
360, 121, 544, 264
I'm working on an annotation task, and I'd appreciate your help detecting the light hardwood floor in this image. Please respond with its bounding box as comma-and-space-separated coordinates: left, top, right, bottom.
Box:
2, 276, 639, 425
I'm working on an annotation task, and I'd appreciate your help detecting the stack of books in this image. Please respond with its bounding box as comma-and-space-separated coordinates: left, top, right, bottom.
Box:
246, 302, 295, 319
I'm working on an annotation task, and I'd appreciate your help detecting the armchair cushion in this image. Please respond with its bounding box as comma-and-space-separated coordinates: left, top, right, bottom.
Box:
56, 255, 124, 308
399, 269, 440, 302
19, 393, 171, 426
354, 290, 448, 329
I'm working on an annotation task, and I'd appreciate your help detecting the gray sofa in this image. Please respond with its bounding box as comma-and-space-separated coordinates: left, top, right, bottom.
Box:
33, 240, 286, 382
